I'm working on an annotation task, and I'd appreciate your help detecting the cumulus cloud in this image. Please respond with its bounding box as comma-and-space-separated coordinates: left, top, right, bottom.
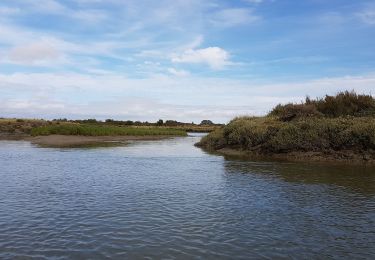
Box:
172, 47, 230, 69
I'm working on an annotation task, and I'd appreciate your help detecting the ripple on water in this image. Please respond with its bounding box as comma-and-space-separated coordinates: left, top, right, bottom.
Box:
0, 137, 375, 259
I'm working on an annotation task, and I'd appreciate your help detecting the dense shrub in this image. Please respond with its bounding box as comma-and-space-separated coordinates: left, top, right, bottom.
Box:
313, 91, 375, 117
270, 91, 375, 120
196, 128, 226, 150
269, 103, 322, 121
197, 116, 375, 153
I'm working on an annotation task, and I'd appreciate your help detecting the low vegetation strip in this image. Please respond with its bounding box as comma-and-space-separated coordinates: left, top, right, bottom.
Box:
196, 91, 375, 162
31, 124, 187, 137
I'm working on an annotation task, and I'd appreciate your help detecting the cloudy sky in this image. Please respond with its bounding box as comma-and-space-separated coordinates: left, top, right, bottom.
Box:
1, 0, 375, 123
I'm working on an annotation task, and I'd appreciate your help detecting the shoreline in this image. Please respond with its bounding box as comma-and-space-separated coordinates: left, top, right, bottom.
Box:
0, 134, 174, 148
200, 146, 375, 165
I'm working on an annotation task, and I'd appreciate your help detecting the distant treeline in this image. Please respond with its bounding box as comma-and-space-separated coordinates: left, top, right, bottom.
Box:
51, 118, 220, 127
0, 117, 221, 136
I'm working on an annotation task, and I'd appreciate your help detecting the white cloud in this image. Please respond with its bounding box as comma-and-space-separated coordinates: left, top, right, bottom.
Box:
4, 0, 108, 24
167, 68, 190, 77
210, 8, 260, 27
172, 47, 230, 69
1, 72, 375, 123
8, 41, 61, 64
179, 35, 204, 51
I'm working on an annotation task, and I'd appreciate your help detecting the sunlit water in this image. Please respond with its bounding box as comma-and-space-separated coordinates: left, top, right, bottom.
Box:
0, 133, 374, 259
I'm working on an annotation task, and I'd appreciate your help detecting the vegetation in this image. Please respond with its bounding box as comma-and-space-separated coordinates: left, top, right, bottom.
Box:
53, 118, 221, 132
200, 120, 214, 125
197, 91, 375, 162
198, 116, 375, 151
31, 124, 187, 137
0, 118, 49, 135
270, 90, 375, 121
1, 118, 220, 137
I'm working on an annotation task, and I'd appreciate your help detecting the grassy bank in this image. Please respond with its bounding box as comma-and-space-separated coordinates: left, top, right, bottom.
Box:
0, 118, 218, 137
196, 91, 375, 162
31, 124, 187, 137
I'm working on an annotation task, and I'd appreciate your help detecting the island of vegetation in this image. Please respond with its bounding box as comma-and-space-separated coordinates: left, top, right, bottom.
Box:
196, 91, 375, 163
0, 118, 220, 148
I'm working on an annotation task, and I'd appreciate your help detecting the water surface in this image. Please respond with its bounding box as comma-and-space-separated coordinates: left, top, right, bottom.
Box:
0, 134, 374, 259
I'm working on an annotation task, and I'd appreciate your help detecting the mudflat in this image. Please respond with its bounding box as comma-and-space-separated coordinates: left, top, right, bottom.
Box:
2, 135, 173, 148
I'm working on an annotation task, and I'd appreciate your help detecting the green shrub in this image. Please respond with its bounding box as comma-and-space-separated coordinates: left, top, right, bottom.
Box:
197, 116, 375, 154
196, 128, 226, 150
270, 91, 375, 120
269, 103, 322, 121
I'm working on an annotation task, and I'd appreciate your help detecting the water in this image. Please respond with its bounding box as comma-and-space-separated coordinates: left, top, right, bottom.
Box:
0, 133, 374, 259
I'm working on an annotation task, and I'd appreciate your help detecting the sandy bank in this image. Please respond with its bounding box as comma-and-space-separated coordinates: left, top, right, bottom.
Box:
1, 134, 172, 148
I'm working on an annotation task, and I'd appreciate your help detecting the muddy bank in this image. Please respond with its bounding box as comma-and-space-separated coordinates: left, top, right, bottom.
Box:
1, 134, 172, 148
202, 147, 375, 165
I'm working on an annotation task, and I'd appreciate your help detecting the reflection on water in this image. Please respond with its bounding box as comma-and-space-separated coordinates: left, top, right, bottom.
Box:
0, 135, 374, 259
224, 160, 375, 195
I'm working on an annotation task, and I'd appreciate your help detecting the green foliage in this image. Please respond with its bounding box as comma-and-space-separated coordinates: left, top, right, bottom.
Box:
156, 119, 164, 126
197, 116, 375, 153
313, 91, 375, 117
270, 91, 375, 121
165, 120, 178, 126
31, 124, 187, 137
200, 120, 214, 125
269, 103, 322, 121
105, 119, 134, 126
196, 128, 226, 150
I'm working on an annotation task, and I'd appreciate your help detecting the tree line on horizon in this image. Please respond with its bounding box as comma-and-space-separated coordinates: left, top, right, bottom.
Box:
51, 118, 220, 127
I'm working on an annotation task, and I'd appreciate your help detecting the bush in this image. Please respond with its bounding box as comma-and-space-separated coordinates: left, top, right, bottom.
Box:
270, 91, 375, 120
197, 116, 375, 154
269, 103, 322, 121
196, 128, 226, 150
314, 91, 375, 117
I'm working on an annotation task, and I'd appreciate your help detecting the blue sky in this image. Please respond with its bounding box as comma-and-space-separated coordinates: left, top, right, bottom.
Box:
0, 0, 375, 122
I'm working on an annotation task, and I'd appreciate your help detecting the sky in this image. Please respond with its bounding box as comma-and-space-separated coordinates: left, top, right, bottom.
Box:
0, 0, 375, 123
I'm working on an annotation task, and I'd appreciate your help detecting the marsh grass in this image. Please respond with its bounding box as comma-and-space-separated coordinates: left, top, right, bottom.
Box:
31, 124, 187, 137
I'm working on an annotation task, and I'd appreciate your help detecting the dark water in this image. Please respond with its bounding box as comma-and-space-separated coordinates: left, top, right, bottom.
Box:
0, 134, 374, 259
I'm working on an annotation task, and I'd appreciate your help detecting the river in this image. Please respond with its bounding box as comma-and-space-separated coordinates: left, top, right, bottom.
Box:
0, 133, 374, 259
